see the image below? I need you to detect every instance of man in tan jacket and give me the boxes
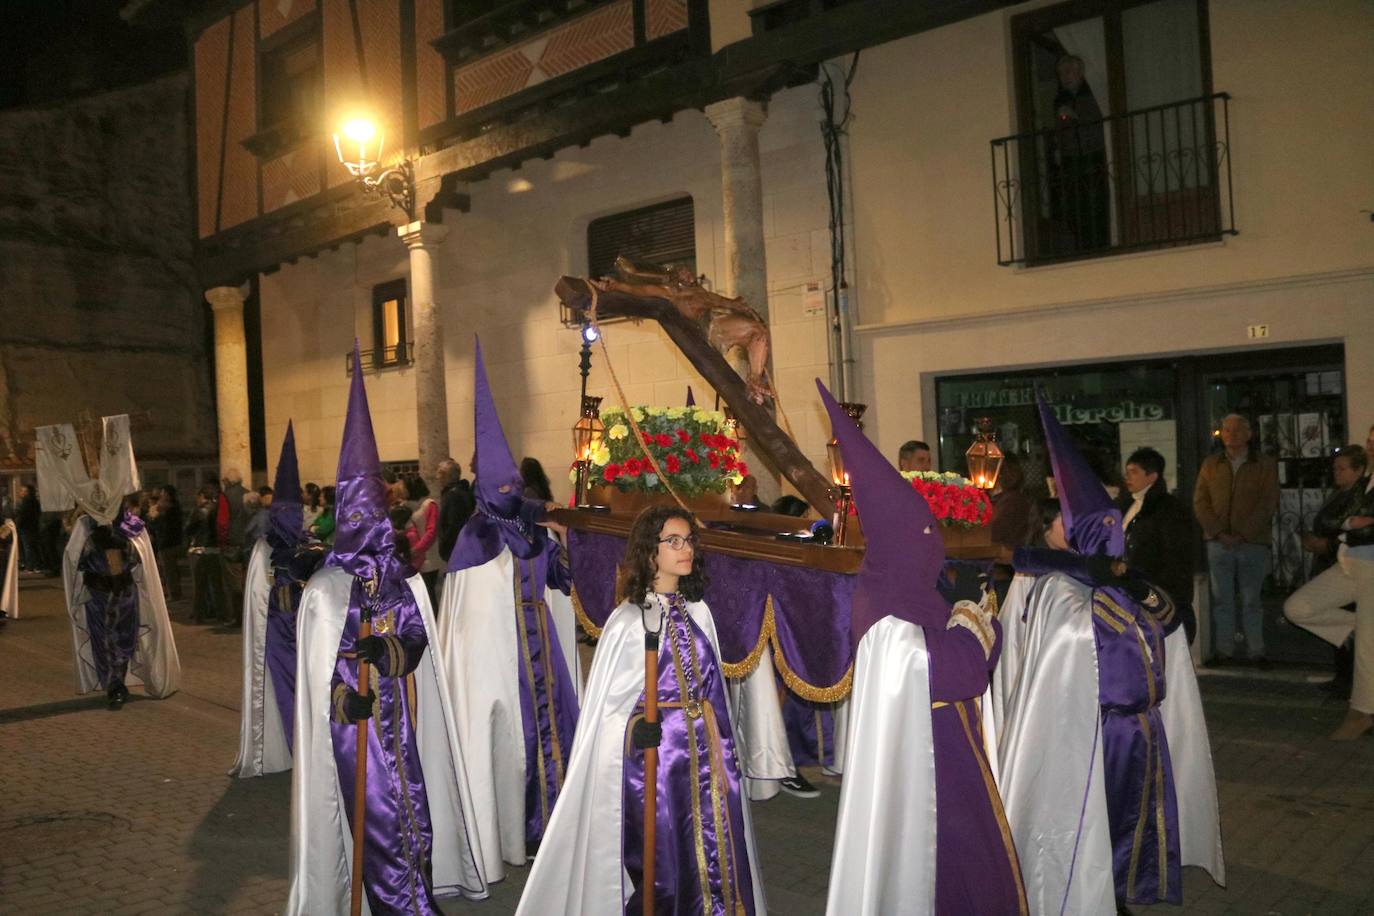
[1194,414,1280,666]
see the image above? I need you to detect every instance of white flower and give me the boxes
[630,407,646,423]
[608,424,629,441]
[665,406,687,418]
[591,443,611,466]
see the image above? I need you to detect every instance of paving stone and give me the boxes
[6,575,1374,915]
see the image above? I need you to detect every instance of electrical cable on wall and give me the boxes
[820,52,859,400]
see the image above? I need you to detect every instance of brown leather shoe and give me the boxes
[1329,709,1374,741]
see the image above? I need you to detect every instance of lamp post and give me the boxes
[332,116,415,219]
[965,417,1005,490]
[572,396,605,508]
[826,401,866,545]
[578,320,597,405]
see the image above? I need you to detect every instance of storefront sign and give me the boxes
[1052,400,1165,425]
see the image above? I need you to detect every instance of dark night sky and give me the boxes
[0,0,188,109]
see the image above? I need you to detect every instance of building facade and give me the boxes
[179,0,1373,655]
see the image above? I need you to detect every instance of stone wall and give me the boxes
[0,72,217,473]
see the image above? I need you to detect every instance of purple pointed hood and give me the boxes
[267,421,305,547]
[448,336,549,571]
[817,380,949,647]
[328,343,404,583]
[1036,391,1124,557]
[686,386,696,407]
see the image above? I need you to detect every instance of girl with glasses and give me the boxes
[517,504,767,915]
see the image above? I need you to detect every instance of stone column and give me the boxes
[706,97,778,502]
[206,285,252,481]
[398,221,451,490]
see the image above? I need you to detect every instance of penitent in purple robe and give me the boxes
[328,578,440,915]
[515,541,580,844]
[79,523,142,690]
[622,592,757,916]
[1094,583,1181,905]
[925,619,1027,912]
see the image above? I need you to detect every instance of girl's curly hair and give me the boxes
[616,505,707,606]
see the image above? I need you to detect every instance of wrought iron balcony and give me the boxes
[990,93,1235,266]
[344,343,414,375]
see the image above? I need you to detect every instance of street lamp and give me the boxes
[826,401,866,545]
[572,395,605,508]
[965,416,1004,490]
[332,116,415,219]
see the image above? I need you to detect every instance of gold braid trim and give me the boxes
[570,585,603,638]
[718,596,775,680]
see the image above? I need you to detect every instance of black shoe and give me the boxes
[107,683,129,710]
[1321,677,1353,699]
[779,774,820,798]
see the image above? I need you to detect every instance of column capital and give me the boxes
[704,97,768,134]
[205,285,247,312]
[397,220,449,249]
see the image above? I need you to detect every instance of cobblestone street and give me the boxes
[4,572,1373,915]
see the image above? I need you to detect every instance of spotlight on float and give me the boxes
[581,323,599,344]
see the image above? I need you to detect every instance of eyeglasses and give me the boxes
[657,534,699,551]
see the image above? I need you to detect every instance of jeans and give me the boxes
[1207,540,1270,657]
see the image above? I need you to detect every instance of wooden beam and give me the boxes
[555,276,837,519]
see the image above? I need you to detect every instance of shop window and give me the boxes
[996,0,1230,264]
[372,279,410,369]
[259,24,321,130]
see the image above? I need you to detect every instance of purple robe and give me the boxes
[927,620,1028,913]
[515,541,580,845]
[329,580,440,915]
[79,527,141,690]
[265,541,325,753]
[622,594,757,915]
[1093,585,1182,905]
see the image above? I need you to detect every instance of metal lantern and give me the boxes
[965,416,1004,490]
[826,402,866,545]
[572,395,605,507]
[332,115,415,217]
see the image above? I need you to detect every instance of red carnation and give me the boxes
[737,461,749,477]
[676,428,690,443]
[603,464,620,482]
[708,452,721,470]
[624,458,642,477]
[642,431,655,446]
[655,433,673,448]
[665,454,681,474]
[685,448,700,464]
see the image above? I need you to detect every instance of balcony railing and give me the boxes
[344,343,414,375]
[991,93,1235,266]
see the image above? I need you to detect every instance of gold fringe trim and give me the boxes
[570,585,603,638]
[573,588,854,701]
[718,596,775,681]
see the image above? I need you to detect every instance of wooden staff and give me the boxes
[642,630,659,916]
[350,603,374,916]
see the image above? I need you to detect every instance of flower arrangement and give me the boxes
[580,405,747,497]
[901,471,993,529]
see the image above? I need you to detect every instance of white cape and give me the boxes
[229,539,291,777]
[825,616,937,916]
[436,546,583,878]
[1160,626,1226,885]
[1,519,17,619]
[286,567,488,915]
[985,573,1114,916]
[728,644,798,801]
[63,517,180,698]
[516,599,767,916]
